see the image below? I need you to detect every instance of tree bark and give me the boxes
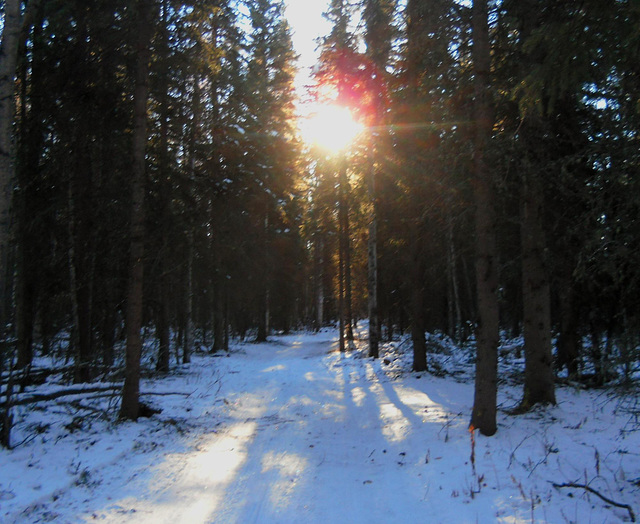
[68,124,96,383]
[0,0,22,336]
[338,162,347,351]
[367,149,379,357]
[156,0,171,374]
[411,228,427,372]
[212,273,226,352]
[15,26,44,370]
[519,173,556,409]
[120,0,153,420]
[183,231,194,364]
[470,0,500,437]
[557,280,580,377]
[344,179,354,342]
[315,235,324,331]
[256,212,270,343]
[0,0,41,340]
[446,207,463,343]
[183,76,200,362]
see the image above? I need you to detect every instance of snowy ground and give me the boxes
[1,328,639,523]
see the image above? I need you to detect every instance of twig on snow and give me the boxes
[552,482,635,522]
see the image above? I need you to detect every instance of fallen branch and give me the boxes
[1,365,76,388]
[2,385,121,407]
[141,391,192,397]
[552,482,635,522]
[2,387,193,409]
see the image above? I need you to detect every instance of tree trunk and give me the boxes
[100,286,116,368]
[446,207,463,343]
[256,212,270,343]
[519,173,556,410]
[344,201,354,342]
[120,0,153,420]
[156,291,170,373]
[0,0,41,342]
[411,230,427,372]
[0,0,22,337]
[223,282,230,352]
[339,160,354,342]
[338,164,347,352]
[183,230,194,364]
[15,32,43,370]
[15,230,35,369]
[470,0,500,437]
[156,0,171,375]
[315,235,324,331]
[68,125,96,383]
[183,75,200,361]
[367,149,379,357]
[212,275,225,352]
[557,281,580,378]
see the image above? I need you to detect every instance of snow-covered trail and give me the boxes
[7,331,474,523]
[6,330,639,523]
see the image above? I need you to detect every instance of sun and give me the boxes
[299,104,363,153]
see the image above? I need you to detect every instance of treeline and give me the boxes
[0,0,305,422]
[0,0,639,439]
[307,0,640,433]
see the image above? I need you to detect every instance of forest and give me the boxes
[0,0,639,450]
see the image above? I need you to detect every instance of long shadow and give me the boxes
[373,370,426,428]
[211,349,443,523]
[193,343,591,524]
[40,335,510,524]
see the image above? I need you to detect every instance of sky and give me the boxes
[282,0,332,88]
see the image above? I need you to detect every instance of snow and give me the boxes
[2,328,639,523]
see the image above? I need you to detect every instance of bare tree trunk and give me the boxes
[367,149,379,357]
[446,207,463,343]
[15,44,40,370]
[344,195,354,342]
[315,235,324,331]
[0,0,22,337]
[339,160,354,342]
[338,164,347,352]
[15,248,34,370]
[411,229,427,372]
[156,291,170,373]
[223,281,230,352]
[183,231,194,364]
[121,0,153,420]
[68,123,97,383]
[0,0,41,342]
[100,286,116,368]
[256,212,270,343]
[183,76,200,361]
[212,267,225,352]
[557,280,580,377]
[470,0,500,437]
[155,0,171,374]
[519,174,556,409]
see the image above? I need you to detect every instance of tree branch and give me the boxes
[552,482,635,522]
[2,385,121,407]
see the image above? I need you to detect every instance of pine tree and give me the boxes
[361,0,397,358]
[469,0,499,436]
[244,0,301,341]
[121,0,155,421]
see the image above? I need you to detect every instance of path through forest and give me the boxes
[5,330,638,523]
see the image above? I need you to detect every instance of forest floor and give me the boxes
[2,327,640,523]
